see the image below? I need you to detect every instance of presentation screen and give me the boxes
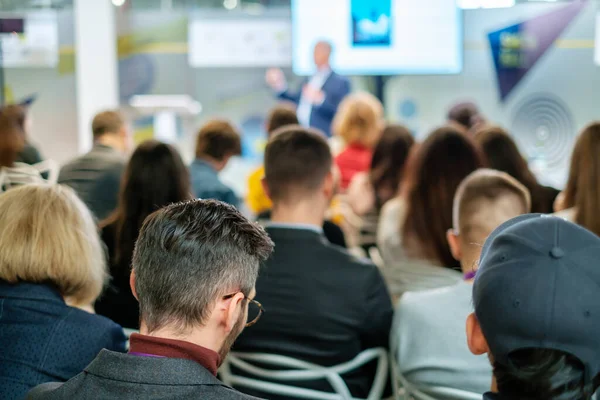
[292,0,463,76]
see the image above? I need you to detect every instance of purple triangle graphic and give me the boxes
[488,1,588,101]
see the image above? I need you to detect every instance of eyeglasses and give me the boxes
[223,292,264,327]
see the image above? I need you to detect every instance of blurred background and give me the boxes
[1,0,598,195]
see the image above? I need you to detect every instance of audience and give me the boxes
[0,184,126,400]
[234,126,393,398]
[393,169,530,395]
[27,199,274,399]
[59,110,129,221]
[95,140,192,329]
[11,101,44,165]
[475,125,559,214]
[190,119,241,207]
[333,92,383,190]
[468,214,600,399]
[555,122,600,236]
[378,126,484,298]
[246,102,299,215]
[347,124,415,254]
[447,101,484,132]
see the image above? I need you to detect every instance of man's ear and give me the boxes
[222,292,245,334]
[261,178,272,201]
[447,229,462,262]
[323,170,335,199]
[130,270,138,301]
[466,313,489,356]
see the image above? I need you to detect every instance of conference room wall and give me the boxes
[385,2,599,188]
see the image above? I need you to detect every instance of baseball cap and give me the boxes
[473,214,600,383]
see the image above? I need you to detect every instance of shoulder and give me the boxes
[397,283,468,318]
[202,385,265,400]
[25,382,64,399]
[63,308,126,349]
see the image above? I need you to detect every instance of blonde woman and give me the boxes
[332,92,384,190]
[0,184,126,400]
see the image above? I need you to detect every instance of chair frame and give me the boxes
[220,348,389,400]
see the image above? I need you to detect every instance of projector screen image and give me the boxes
[292,0,462,76]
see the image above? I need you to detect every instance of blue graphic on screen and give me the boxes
[351,0,392,46]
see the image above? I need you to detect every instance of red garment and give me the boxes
[129,333,220,376]
[335,144,372,190]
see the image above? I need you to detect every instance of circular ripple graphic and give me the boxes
[510,94,575,170]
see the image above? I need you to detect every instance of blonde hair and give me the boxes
[333,92,383,148]
[453,169,531,244]
[0,184,107,305]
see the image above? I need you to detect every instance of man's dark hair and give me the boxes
[132,199,274,333]
[494,349,600,400]
[195,119,242,160]
[92,110,125,139]
[266,103,299,137]
[264,126,332,203]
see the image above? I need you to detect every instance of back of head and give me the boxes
[92,110,125,139]
[403,126,484,267]
[195,119,242,161]
[563,122,600,236]
[132,199,274,332]
[472,215,600,399]
[0,184,106,305]
[0,105,26,167]
[370,124,415,209]
[107,140,191,271]
[333,92,383,148]
[266,103,299,137]
[447,101,482,131]
[264,125,333,204]
[453,169,531,267]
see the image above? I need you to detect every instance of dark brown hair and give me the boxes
[562,122,600,236]
[264,126,332,203]
[195,119,242,160]
[102,140,191,280]
[370,124,415,209]
[266,103,299,137]
[0,105,26,167]
[92,110,125,139]
[447,102,482,131]
[402,126,484,268]
[475,126,555,214]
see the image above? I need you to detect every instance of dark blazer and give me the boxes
[234,226,393,398]
[26,349,263,400]
[58,144,125,221]
[0,281,126,400]
[278,71,351,136]
[95,222,140,329]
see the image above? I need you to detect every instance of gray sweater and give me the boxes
[392,281,492,395]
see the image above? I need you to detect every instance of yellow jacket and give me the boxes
[246,165,272,215]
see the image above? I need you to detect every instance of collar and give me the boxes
[0,281,64,303]
[192,158,218,173]
[265,222,323,234]
[129,333,220,376]
[92,143,118,152]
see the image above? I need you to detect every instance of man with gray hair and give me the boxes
[27,199,274,400]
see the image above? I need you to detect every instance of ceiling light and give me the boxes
[223,0,238,10]
[112,0,126,6]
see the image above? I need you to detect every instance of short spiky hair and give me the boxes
[133,199,274,333]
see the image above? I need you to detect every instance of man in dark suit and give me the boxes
[27,200,274,400]
[234,126,393,398]
[266,41,351,136]
[58,110,129,221]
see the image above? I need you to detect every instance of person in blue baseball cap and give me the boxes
[467,214,600,400]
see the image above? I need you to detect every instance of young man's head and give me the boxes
[313,40,332,70]
[467,215,600,399]
[130,199,273,361]
[266,103,299,137]
[92,110,129,152]
[195,119,242,172]
[447,169,531,274]
[263,126,334,223]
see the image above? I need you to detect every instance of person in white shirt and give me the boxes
[265,41,351,137]
[392,169,531,395]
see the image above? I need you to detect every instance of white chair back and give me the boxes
[220,348,388,400]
